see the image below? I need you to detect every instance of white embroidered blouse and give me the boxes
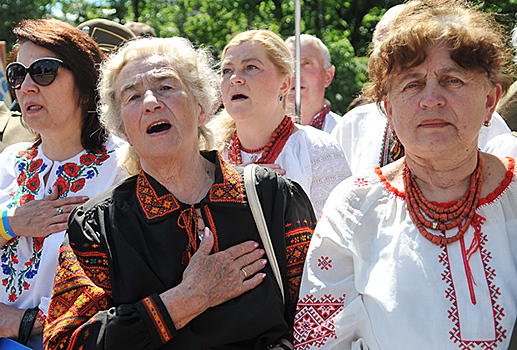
[0,137,126,349]
[294,159,517,350]
[225,125,351,217]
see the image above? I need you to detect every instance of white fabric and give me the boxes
[483,132,517,159]
[226,125,351,217]
[320,110,341,134]
[294,165,517,350]
[332,103,512,175]
[0,137,127,349]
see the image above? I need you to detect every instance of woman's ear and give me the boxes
[197,103,207,127]
[485,83,502,120]
[280,74,292,97]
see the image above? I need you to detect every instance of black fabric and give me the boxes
[509,317,517,350]
[59,151,315,350]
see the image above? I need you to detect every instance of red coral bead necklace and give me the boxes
[403,152,483,245]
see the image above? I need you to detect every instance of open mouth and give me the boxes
[231,93,248,101]
[147,121,172,134]
[27,105,42,111]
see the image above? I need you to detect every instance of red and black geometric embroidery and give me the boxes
[210,155,244,203]
[286,220,314,304]
[45,245,113,350]
[439,214,506,350]
[143,297,172,343]
[137,173,180,220]
[294,294,345,349]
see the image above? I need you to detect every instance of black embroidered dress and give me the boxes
[44,151,315,350]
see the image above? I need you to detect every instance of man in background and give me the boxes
[285,34,339,133]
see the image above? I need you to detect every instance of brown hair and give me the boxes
[8,19,107,152]
[364,0,512,102]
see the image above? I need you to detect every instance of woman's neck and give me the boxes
[404,150,479,202]
[234,111,286,150]
[40,132,84,162]
[142,152,215,204]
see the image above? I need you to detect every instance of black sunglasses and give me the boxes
[6,58,70,90]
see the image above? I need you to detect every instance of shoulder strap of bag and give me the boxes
[243,164,285,303]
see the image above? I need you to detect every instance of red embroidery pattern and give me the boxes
[379,121,404,167]
[439,215,506,349]
[209,155,244,203]
[354,178,368,187]
[45,245,113,350]
[137,173,180,220]
[2,145,114,302]
[201,207,219,253]
[137,155,244,218]
[309,105,330,131]
[318,256,332,271]
[286,221,314,303]
[143,297,172,343]
[294,294,345,349]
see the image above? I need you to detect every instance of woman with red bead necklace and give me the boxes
[211,29,351,216]
[294,1,517,349]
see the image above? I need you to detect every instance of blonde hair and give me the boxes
[210,30,294,149]
[98,36,220,175]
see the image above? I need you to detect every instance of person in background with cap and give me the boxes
[78,18,136,53]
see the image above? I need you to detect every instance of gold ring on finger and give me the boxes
[241,268,248,279]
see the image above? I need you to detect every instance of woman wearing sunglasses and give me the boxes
[0,19,126,349]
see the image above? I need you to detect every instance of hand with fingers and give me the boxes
[161,227,267,330]
[4,184,88,241]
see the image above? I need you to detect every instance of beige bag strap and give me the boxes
[243,164,285,303]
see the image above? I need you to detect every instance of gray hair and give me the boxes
[98,36,219,148]
[285,34,332,68]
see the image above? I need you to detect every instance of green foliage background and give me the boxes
[1,0,516,114]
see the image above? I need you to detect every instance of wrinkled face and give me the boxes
[220,41,290,122]
[117,55,204,163]
[14,41,82,139]
[287,41,334,119]
[384,44,500,160]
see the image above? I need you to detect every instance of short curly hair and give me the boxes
[98,36,219,146]
[363,0,512,102]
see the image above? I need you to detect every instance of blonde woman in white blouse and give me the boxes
[210,29,350,216]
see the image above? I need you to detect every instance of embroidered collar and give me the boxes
[309,105,330,130]
[380,121,404,167]
[137,151,245,220]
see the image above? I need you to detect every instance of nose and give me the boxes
[229,70,244,85]
[420,81,445,109]
[143,90,163,113]
[18,73,39,94]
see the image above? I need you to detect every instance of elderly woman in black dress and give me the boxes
[44,37,315,350]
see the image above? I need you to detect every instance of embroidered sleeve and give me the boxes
[293,189,374,350]
[44,206,177,350]
[283,181,317,332]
